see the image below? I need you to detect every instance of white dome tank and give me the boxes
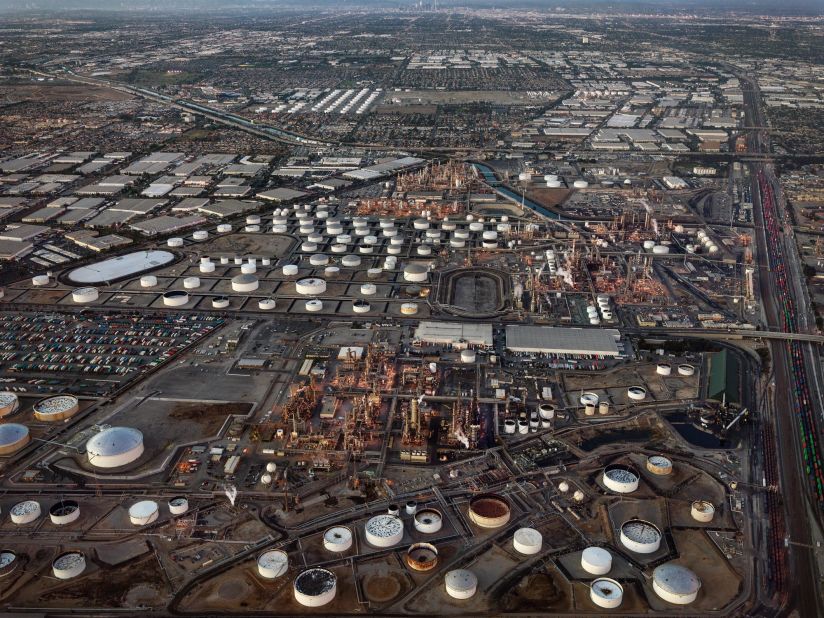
[232,274,259,292]
[573,180,589,189]
[323,526,353,552]
[128,500,159,526]
[403,263,428,283]
[652,245,670,255]
[581,547,612,575]
[360,283,377,295]
[167,237,183,248]
[217,224,232,233]
[445,569,477,600]
[200,261,215,273]
[193,230,208,241]
[183,276,200,289]
[652,563,701,605]
[513,528,543,555]
[460,349,476,363]
[257,549,288,579]
[341,255,361,268]
[240,262,256,274]
[365,514,403,547]
[10,500,41,525]
[140,275,158,288]
[258,298,276,310]
[309,254,329,266]
[282,264,299,276]
[294,568,336,607]
[85,426,144,468]
[590,578,623,609]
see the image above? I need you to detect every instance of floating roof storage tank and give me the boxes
[305,299,323,312]
[217,224,231,233]
[128,500,159,526]
[163,290,189,307]
[445,569,477,600]
[212,297,230,309]
[400,302,418,315]
[580,392,599,406]
[193,230,208,241]
[167,237,183,247]
[503,419,517,434]
[581,546,612,575]
[652,563,701,605]
[603,464,640,494]
[0,550,18,578]
[258,298,276,310]
[413,508,443,533]
[406,542,438,571]
[323,526,353,552]
[590,578,623,608]
[52,552,85,580]
[257,549,288,579]
[405,501,417,515]
[32,274,49,286]
[646,455,673,475]
[296,278,326,295]
[365,514,403,547]
[678,364,695,376]
[294,568,337,607]
[140,275,158,288]
[627,386,647,401]
[0,423,28,455]
[620,519,662,554]
[49,500,80,525]
[169,496,189,515]
[283,264,299,276]
[33,395,79,421]
[690,500,715,523]
[10,500,41,525]
[468,494,511,529]
[353,299,371,314]
[85,426,144,468]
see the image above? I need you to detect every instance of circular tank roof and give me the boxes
[67,250,175,284]
[0,423,28,446]
[294,568,336,596]
[653,564,701,595]
[34,395,78,415]
[129,500,158,519]
[232,273,258,284]
[86,426,143,457]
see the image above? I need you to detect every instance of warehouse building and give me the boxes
[505,325,621,358]
[413,321,493,349]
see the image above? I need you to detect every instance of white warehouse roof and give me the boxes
[505,325,620,357]
[414,321,493,348]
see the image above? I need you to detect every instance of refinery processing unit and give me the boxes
[0,2,823,616]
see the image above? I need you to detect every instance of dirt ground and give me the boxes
[0,82,134,102]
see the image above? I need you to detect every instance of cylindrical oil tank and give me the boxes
[341,255,361,268]
[503,419,517,434]
[627,386,647,401]
[193,230,208,241]
[603,464,640,494]
[85,426,144,468]
[162,290,189,307]
[400,302,418,315]
[244,225,260,232]
[538,403,555,420]
[49,500,80,525]
[72,287,99,304]
[0,550,18,578]
[352,299,371,314]
[294,568,337,607]
[413,508,443,534]
[33,395,79,421]
[183,276,200,289]
[590,578,623,609]
[140,275,158,288]
[0,423,29,454]
[580,392,599,406]
[232,274,259,292]
[52,552,86,580]
[405,501,417,515]
[305,299,323,312]
[513,528,543,555]
[518,419,529,433]
[301,242,318,253]
[445,569,477,600]
[167,237,183,247]
[257,549,288,579]
[678,364,695,376]
[240,262,256,274]
[581,547,612,575]
[598,401,610,415]
[468,494,510,528]
[417,245,432,256]
[360,283,377,296]
[272,224,288,233]
[656,363,672,376]
[323,526,353,552]
[460,349,476,364]
[128,500,159,526]
[295,277,326,295]
[169,497,189,515]
[620,519,662,554]
[652,563,701,605]
[690,500,715,523]
[646,455,673,476]
[212,297,230,309]
[387,245,402,255]
[217,224,232,233]
[584,403,596,416]
[364,514,403,547]
[258,298,276,310]
[10,500,41,525]
[200,261,215,273]
[330,243,347,254]
[652,245,670,255]
[282,264,299,276]
[406,542,438,571]
[413,219,430,230]
[573,179,589,189]
[403,263,428,282]
[309,254,329,266]
[32,274,49,286]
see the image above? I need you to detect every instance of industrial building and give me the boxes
[412,321,494,349]
[505,325,622,358]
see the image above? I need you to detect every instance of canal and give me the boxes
[472,163,562,220]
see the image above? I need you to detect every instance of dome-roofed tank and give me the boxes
[581,547,612,575]
[444,569,477,599]
[257,549,288,579]
[652,563,701,605]
[513,528,543,555]
[85,426,144,468]
[0,423,30,454]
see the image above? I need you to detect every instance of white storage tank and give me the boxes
[580,392,599,406]
[193,230,208,241]
[590,578,623,609]
[305,299,323,312]
[295,278,326,295]
[10,500,41,525]
[646,455,673,476]
[690,500,716,523]
[309,254,329,266]
[0,550,18,578]
[365,514,403,547]
[677,364,695,376]
[627,386,647,401]
[513,528,543,555]
[32,274,49,286]
[413,508,443,534]
[360,283,377,296]
[294,568,336,607]
[85,426,144,468]
[445,569,477,600]
[257,549,288,579]
[72,287,99,304]
[258,298,276,310]
[163,290,189,307]
[573,180,589,189]
[200,261,215,273]
[0,423,30,455]
[603,464,640,494]
[352,299,371,314]
[324,266,339,277]
[212,297,230,309]
[217,224,232,233]
[652,245,670,255]
[49,500,80,525]
[581,547,612,575]
[232,274,259,292]
[240,262,256,274]
[167,237,183,248]
[323,526,353,552]
[140,275,158,288]
[52,552,86,580]
[403,263,428,283]
[169,496,189,515]
[183,276,200,289]
[652,563,701,605]
[460,349,476,364]
[656,363,672,376]
[282,264,299,276]
[341,255,361,268]
[128,500,159,526]
[400,302,418,315]
[620,519,662,554]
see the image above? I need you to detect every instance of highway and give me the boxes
[743,73,824,616]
